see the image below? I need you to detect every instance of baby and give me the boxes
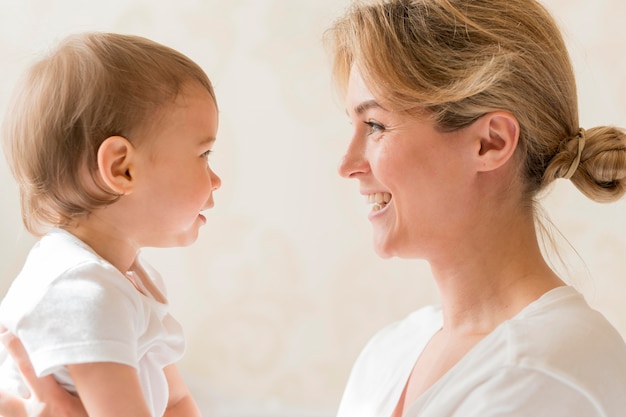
[0,32,221,417]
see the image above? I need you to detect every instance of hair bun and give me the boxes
[546,126,626,202]
[561,128,586,180]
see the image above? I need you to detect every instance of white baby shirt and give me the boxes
[0,228,185,417]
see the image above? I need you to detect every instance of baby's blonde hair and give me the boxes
[326,0,626,203]
[2,32,216,235]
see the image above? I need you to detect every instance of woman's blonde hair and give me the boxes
[2,32,216,236]
[326,0,626,203]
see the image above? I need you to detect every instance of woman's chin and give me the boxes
[372,236,396,259]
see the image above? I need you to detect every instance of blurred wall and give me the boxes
[0,1,624,416]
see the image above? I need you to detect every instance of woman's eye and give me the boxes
[364,120,385,135]
[201,150,212,159]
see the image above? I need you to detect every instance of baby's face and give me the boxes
[129,82,221,248]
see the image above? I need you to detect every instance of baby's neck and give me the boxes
[62,219,139,275]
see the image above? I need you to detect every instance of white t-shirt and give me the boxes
[337,286,626,417]
[0,228,185,417]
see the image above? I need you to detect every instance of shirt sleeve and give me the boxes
[451,367,604,417]
[16,261,143,377]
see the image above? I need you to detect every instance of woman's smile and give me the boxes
[367,192,392,212]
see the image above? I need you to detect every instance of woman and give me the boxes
[326,0,626,416]
[2,0,626,416]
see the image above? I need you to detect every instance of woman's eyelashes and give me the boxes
[363,120,386,136]
[201,150,213,159]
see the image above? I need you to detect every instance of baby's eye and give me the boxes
[201,150,212,159]
[364,120,386,135]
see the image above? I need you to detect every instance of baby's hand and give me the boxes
[0,328,87,417]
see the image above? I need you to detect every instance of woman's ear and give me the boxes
[97,136,135,195]
[472,111,520,172]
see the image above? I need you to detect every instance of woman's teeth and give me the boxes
[367,192,392,211]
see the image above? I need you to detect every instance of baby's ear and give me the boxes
[472,111,520,172]
[97,136,135,195]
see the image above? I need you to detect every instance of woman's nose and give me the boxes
[338,136,368,178]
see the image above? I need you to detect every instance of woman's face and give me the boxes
[339,67,477,260]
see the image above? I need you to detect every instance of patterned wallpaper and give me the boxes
[0,1,624,416]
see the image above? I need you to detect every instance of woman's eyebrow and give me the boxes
[346,99,389,116]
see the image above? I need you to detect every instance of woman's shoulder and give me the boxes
[496,286,626,409]
[408,287,626,416]
[507,285,626,358]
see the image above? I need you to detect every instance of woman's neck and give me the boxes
[429,209,565,336]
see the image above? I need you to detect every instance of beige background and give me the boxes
[0,0,624,416]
